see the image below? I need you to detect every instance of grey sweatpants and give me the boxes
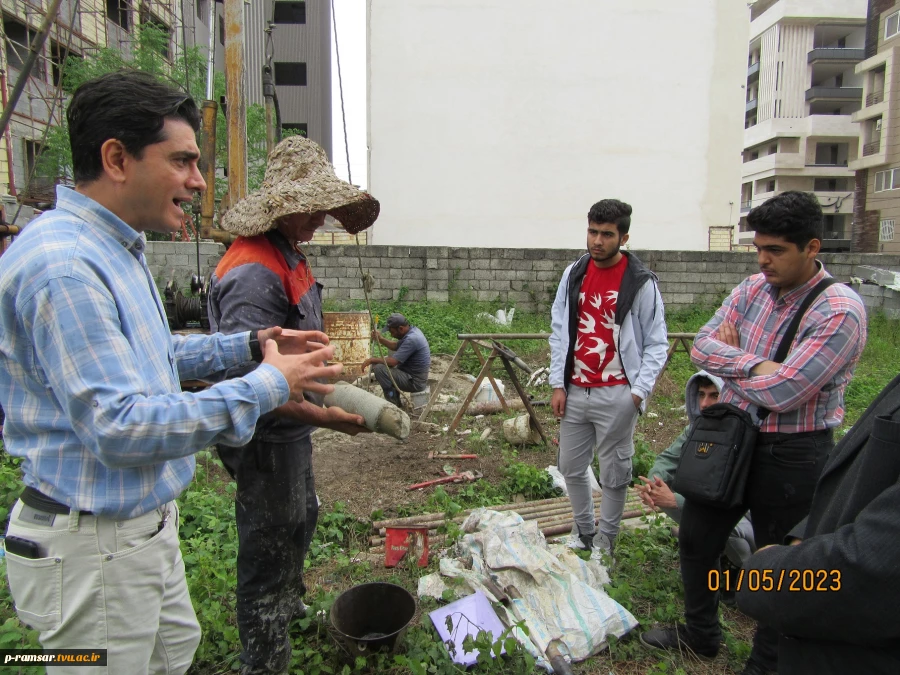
[558,383,639,541]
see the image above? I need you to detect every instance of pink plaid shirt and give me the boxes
[691,262,867,433]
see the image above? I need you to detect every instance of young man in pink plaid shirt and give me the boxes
[640,191,867,675]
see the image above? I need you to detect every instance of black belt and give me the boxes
[20,486,92,515]
[757,428,833,444]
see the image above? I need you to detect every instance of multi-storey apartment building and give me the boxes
[849,0,900,253]
[739,0,867,251]
[0,0,331,219]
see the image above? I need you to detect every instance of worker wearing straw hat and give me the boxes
[208,136,379,675]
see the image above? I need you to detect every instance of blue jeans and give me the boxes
[679,429,833,670]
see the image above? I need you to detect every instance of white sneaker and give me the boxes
[565,524,594,551]
[589,532,614,562]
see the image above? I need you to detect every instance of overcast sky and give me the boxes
[330,0,367,188]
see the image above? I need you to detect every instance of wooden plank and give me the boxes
[500,356,548,446]
[417,339,468,423]
[469,342,510,414]
[447,353,497,435]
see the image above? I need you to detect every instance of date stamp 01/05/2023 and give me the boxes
[708,568,842,593]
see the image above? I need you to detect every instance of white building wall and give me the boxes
[367,0,748,250]
[759,26,780,123]
[781,24,815,117]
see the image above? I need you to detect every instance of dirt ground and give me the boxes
[312,351,689,520]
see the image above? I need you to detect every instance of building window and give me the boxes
[750,151,759,161]
[886,10,900,40]
[3,16,35,70]
[106,0,130,31]
[274,62,307,86]
[196,0,208,23]
[881,219,895,241]
[140,13,171,59]
[767,180,776,192]
[282,123,308,136]
[874,168,900,192]
[219,14,225,46]
[814,178,839,192]
[769,143,778,155]
[23,139,55,191]
[49,41,80,86]
[273,1,306,24]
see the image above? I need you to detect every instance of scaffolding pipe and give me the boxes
[199,100,217,239]
[205,0,217,100]
[223,0,247,203]
[0,0,65,140]
[1,71,16,196]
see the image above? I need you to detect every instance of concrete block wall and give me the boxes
[852,282,900,320]
[145,241,226,287]
[146,242,900,313]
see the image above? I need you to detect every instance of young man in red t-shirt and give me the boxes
[549,199,668,560]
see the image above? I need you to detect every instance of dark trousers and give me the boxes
[373,363,426,403]
[679,429,833,670]
[217,436,318,675]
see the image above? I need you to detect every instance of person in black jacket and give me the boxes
[736,373,900,674]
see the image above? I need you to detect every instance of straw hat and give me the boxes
[220,135,379,236]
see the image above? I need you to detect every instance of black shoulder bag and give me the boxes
[671,277,839,508]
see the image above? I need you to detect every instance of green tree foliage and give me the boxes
[36,23,271,219]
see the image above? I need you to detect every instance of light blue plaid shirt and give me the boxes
[0,187,289,518]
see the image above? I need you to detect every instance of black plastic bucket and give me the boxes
[330,582,416,656]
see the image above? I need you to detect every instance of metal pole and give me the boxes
[206,0,217,100]
[223,0,247,203]
[262,66,276,155]
[0,0,65,140]
[199,100,217,239]
[0,70,17,196]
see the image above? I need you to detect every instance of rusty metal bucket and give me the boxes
[323,311,371,381]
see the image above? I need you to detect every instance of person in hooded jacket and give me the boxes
[637,371,756,569]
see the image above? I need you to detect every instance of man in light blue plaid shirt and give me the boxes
[0,71,342,675]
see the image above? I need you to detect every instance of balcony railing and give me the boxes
[866,90,885,106]
[746,98,758,113]
[807,48,865,63]
[805,161,850,167]
[740,200,753,213]
[805,86,863,102]
[863,140,882,156]
[747,61,760,80]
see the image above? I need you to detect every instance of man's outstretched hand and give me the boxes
[258,327,330,356]
[262,340,342,401]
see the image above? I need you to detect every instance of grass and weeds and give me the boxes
[0,299,898,674]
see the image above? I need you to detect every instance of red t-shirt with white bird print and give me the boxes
[570,255,628,387]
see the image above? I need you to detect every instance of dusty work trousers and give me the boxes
[373,363,427,404]
[4,499,199,675]
[558,384,639,540]
[679,429,833,672]
[217,436,318,675]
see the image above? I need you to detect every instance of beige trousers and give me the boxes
[4,499,201,675]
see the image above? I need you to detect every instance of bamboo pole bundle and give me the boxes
[368,507,649,553]
[370,498,647,544]
[371,495,572,530]
[371,490,643,531]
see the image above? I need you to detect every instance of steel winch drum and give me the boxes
[329,582,416,656]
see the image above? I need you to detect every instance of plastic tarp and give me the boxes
[418,508,638,667]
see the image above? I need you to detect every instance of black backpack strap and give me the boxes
[758,276,840,420]
[771,277,840,364]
